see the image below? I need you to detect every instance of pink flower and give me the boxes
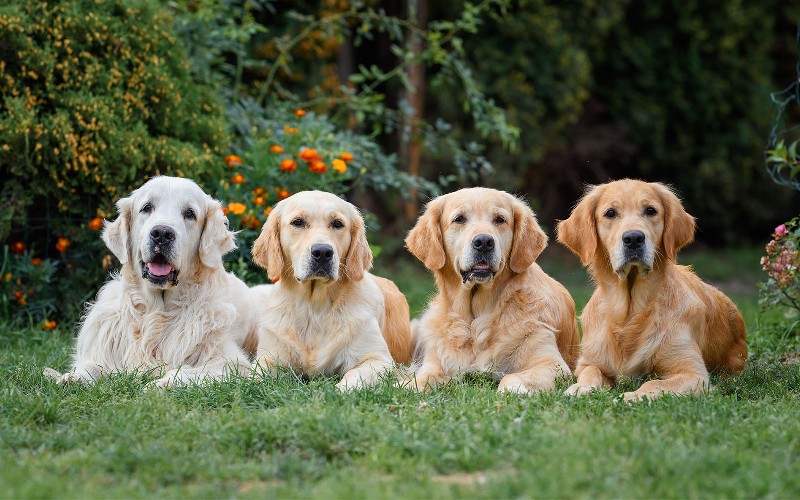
[775,224,788,238]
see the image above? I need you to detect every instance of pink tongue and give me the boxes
[474,262,490,270]
[147,262,174,277]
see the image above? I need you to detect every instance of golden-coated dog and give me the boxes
[45,176,259,388]
[405,187,579,393]
[251,191,411,391]
[557,179,747,402]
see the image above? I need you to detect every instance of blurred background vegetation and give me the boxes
[2,0,800,326]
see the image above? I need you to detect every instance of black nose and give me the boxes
[622,230,646,249]
[472,234,495,251]
[311,244,334,262]
[150,225,175,246]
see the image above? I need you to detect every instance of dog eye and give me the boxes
[603,208,617,218]
[183,208,196,221]
[331,219,344,229]
[493,215,506,225]
[290,218,305,228]
[140,203,153,214]
[453,214,466,224]
[644,206,658,216]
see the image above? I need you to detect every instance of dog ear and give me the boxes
[102,195,133,265]
[509,196,548,273]
[405,196,446,270]
[252,202,284,282]
[344,205,373,282]
[199,199,236,269]
[654,183,695,260]
[557,185,601,266]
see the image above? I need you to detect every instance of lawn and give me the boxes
[2,247,799,497]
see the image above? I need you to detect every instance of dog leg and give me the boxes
[565,364,613,396]
[337,355,393,391]
[623,343,710,402]
[411,358,451,391]
[499,357,570,394]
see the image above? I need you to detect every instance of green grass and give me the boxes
[2,247,800,497]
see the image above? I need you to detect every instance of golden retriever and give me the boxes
[557,179,747,401]
[250,190,411,391]
[45,176,259,388]
[405,187,579,393]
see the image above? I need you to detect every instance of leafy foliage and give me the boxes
[760,219,800,314]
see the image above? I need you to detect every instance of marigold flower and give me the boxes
[225,155,243,168]
[295,109,307,118]
[253,187,266,197]
[228,202,247,215]
[222,207,230,216]
[332,159,347,174]
[56,237,71,253]
[231,173,246,184]
[299,148,321,163]
[4,273,11,282]
[264,206,273,217]
[41,320,57,331]
[269,144,284,154]
[253,196,265,206]
[11,241,25,255]
[309,161,328,174]
[341,152,353,162]
[284,126,299,134]
[241,215,262,230]
[278,189,291,200]
[13,290,26,306]
[88,217,104,231]
[280,158,298,172]
[30,257,43,266]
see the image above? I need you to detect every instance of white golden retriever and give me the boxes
[250,191,411,391]
[45,176,258,388]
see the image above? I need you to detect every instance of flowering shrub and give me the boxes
[759,218,800,314]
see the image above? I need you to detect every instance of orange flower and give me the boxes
[252,187,266,197]
[332,159,347,174]
[11,241,25,255]
[269,144,284,154]
[341,152,353,162]
[277,189,291,200]
[284,126,299,134]
[279,158,298,172]
[299,148,321,163]
[4,273,11,282]
[222,206,230,216]
[295,109,307,118]
[41,320,57,331]
[88,217,104,231]
[13,290,26,306]
[253,196,265,206]
[56,237,70,253]
[30,257,43,266]
[228,202,247,215]
[241,215,262,230]
[264,206,273,217]
[309,160,328,174]
[225,155,242,168]
[231,173,246,184]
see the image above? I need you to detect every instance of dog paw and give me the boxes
[564,383,595,397]
[497,374,531,394]
[42,367,62,382]
[622,391,651,403]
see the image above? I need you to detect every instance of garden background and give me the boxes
[2,0,800,497]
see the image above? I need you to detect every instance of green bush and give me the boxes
[0,0,229,243]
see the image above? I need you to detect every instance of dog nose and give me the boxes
[472,234,495,251]
[150,225,175,245]
[311,244,334,262]
[622,230,646,249]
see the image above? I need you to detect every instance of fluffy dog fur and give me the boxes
[406,187,579,393]
[250,191,411,391]
[557,179,747,402]
[45,176,258,388]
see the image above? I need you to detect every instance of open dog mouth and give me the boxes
[141,253,179,286]
[460,261,495,284]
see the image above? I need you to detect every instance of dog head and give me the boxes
[251,191,372,284]
[406,188,547,288]
[557,179,695,278]
[102,176,235,289]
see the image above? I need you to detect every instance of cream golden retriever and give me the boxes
[557,179,747,402]
[405,187,579,393]
[250,190,411,391]
[45,176,258,388]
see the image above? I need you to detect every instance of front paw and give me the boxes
[622,391,657,403]
[497,374,531,394]
[565,383,596,397]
